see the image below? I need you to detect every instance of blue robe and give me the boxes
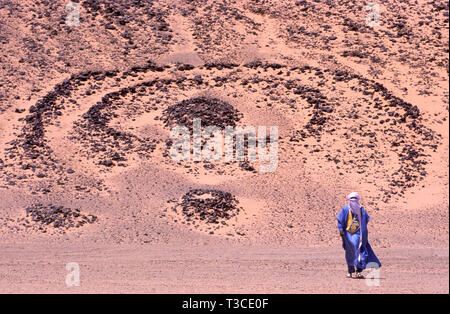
[336,205,381,269]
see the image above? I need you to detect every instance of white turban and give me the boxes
[347,192,362,219]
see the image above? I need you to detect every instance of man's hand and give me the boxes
[339,230,345,237]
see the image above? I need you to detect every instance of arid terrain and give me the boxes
[0,0,448,293]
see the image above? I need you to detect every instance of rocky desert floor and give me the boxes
[0,0,448,293]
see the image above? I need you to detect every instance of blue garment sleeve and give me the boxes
[364,208,370,223]
[336,207,346,232]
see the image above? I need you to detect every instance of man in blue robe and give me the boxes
[336,192,381,278]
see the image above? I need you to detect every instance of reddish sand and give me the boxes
[0,0,448,293]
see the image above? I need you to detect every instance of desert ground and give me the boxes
[0,0,448,293]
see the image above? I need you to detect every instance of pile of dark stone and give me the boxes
[25,204,97,232]
[81,0,173,45]
[204,62,239,70]
[243,61,284,70]
[172,189,242,225]
[161,97,242,131]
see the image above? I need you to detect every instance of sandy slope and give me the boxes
[0,0,448,293]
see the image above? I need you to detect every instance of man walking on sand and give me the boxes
[337,192,381,279]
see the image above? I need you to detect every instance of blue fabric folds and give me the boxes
[337,205,381,269]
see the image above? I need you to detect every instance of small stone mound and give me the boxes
[172,189,242,225]
[161,97,242,131]
[25,204,97,233]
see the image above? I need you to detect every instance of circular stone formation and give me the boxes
[171,189,242,226]
[161,97,242,131]
[25,204,97,233]
[0,61,441,204]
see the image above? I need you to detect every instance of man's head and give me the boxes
[347,192,360,201]
[347,192,362,216]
